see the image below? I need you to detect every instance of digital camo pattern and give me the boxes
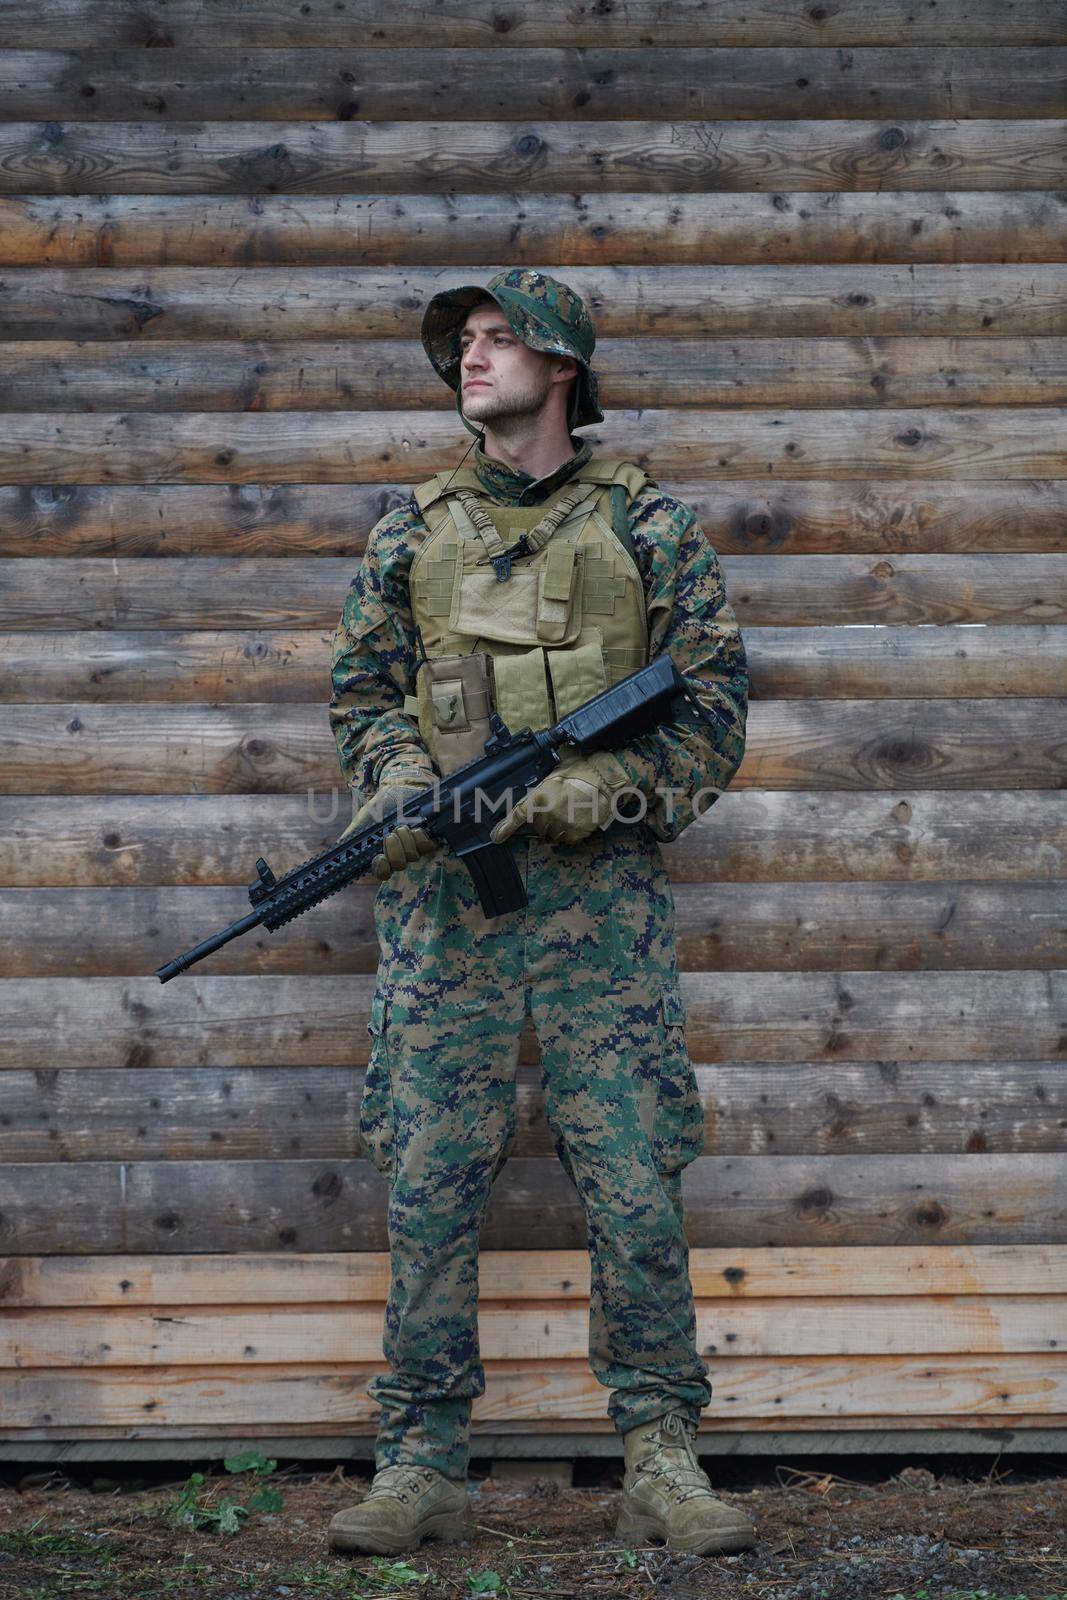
[329,443,748,1475]
[329,440,748,844]
[361,826,711,1478]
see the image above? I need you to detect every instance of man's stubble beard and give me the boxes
[462,368,557,435]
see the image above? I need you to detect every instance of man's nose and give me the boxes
[462,340,488,370]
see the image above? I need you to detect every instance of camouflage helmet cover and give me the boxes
[420,267,604,436]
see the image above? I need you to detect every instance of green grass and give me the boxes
[265,1556,433,1594]
[159,1448,284,1534]
[0,1519,122,1560]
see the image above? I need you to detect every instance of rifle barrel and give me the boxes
[155,908,264,984]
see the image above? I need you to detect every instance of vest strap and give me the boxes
[452,491,506,555]
[518,480,589,556]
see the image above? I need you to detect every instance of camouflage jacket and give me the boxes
[329,438,748,844]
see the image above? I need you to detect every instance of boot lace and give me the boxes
[637,1411,712,1504]
[367,1463,445,1504]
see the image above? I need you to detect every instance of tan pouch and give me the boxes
[416,652,494,777]
[537,542,579,643]
[448,544,584,647]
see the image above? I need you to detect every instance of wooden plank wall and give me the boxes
[0,1,1064,1449]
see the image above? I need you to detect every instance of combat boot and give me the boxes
[327,1462,475,1555]
[615,1411,757,1555]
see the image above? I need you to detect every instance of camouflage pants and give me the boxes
[358,819,711,1480]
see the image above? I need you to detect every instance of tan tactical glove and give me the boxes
[490,750,635,847]
[341,767,437,881]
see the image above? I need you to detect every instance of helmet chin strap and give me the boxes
[455,382,486,440]
[437,425,479,497]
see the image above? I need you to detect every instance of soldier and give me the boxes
[326,269,755,1558]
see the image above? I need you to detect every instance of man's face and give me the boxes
[458,303,575,426]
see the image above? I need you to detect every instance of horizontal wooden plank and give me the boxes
[2,560,1064,631]
[7,1414,1066,1441]
[1,120,1063,198]
[3,626,1064,702]
[6,1245,1062,1307]
[1,700,1063,793]
[5,48,1065,122]
[6,1295,1063,1367]
[8,336,1067,411]
[11,1418,1067,1445]
[1,972,1063,1070]
[5,1356,1064,1431]
[2,881,1063,977]
[0,1153,1063,1252]
[1,790,1060,888]
[0,410,1062,483]
[2,192,1063,270]
[0,628,333,701]
[5,1423,1067,1449]
[1,0,1061,48]
[1,479,1063,557]
[2,265,1064,340]
[0,560,353,629]
[1,1059,1062,1162]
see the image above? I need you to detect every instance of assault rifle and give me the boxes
[155,652,708,983]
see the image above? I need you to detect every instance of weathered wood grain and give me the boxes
[0,972,1062,1070]
[6,1295,1064,1366]
[4,1356,1063,1432]
[0,0,1061,49]
[3,627,1063,703]
[4,48,1065,122]
[6,336,1067,411]
[5,1245,1061,1306]
[1,881,1063,977]
[2,265,1064,339]
[2,193,1063,269]
[10,1420,1067,1446]
[1,791,1060,888]
[3,120,1063,198]
[1,1059,1063,1162]
[1,700,1063,793]
[0,1153,1064,1251]
[1,480,1062,557]
[1,559,1063,630]
[0,410,1063,483]
[1,0,1063,1455]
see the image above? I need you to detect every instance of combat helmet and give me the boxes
[420,267,604,437]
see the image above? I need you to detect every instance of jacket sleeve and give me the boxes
[328,505,435,809]
[586,489,748,843]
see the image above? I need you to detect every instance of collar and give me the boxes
[473,437,592,506]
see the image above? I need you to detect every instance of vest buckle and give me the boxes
[490,549,512,582]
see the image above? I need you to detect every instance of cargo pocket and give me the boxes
[654,984,705,1177]
[448,541,585,647]
[359,987,397,1181]
[416,652,494,776]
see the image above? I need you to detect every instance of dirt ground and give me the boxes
[0,1453,1064,1599]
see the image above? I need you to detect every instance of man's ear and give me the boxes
[552,353,578,388]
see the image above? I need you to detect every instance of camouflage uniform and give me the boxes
[329,289,748,1480]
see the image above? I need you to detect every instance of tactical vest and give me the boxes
[404,457,654,776]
